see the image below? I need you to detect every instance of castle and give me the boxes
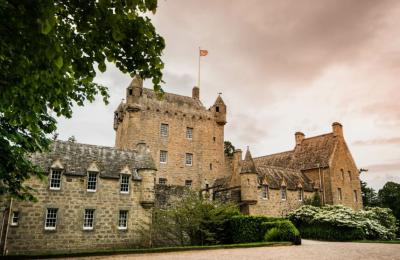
[0,77,362,255]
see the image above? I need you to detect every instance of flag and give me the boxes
[199,49,208,56]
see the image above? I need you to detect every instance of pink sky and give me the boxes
[57,0,400,190]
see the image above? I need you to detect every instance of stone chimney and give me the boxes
[332,122,343,137]
[295,132,305,146]
[192,86,200,99]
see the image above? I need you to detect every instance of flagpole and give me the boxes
[197,46,201,87]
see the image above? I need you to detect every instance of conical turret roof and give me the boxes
[241,147,257,174]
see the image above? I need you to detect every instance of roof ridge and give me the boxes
[54,140,137,154]
[254,150,294,160]
[303,132,334,141]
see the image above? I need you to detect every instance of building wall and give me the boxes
[329,139,363,210]
[115,92,226,189]
[6,170,154,255]
[249,188,314,217]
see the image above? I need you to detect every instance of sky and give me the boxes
[57,0,400,190]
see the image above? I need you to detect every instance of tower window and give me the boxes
[159,178,167,185]
[49,169,62,190]
[129,89,133,95]
[338,188,342,201]
[87,172,98,192]
[186,127,193,139]
[160,123,169,137]
[216,106,220,112]
[186,153,193,166]
[160,150,168,164]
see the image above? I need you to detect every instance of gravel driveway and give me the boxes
[57,240,400,260]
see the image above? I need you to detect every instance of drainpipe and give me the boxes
[317,164,326,205]
[2,198,12,256]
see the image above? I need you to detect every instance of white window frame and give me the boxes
[338,188,342,201]
[49,169,62,190]
[160,123,169,137]
[44,208,58,230]
[118,210,128,230]
[185,153,193,166]
[160,150,168,164]
[262,185,269,200]
[281,186,287,201]
[83,209,95,230]
[11,211,19,226]
[120,174,130,194]
[87,172,98,192]
[186,127,193,139]
[185,180,192,188]
[298,188,304,201]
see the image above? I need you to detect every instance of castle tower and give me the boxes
[240,147,258,205]
[211,94,227,125]
[126,75,143,104]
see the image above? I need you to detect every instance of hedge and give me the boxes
[263,220,301,245]
[298,224,365,241]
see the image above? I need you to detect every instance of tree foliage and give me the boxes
[0,0,165,199]
[224,141,235,157]
[360,180,380,207]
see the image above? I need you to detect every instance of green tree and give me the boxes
[0,0,165,200]
[360,180,380,207]
[152,192,240,246]
[224,141,235,157]
[378,181,400,236]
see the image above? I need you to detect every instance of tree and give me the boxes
[360,180,380,207]
[224,141,235,157]
[0,0,165,200]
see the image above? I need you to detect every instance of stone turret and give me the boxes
[113,101,125,130]
[295,131,305,146]
[240,147,258,205]
[192,86,200,99]
[136,142,157,209]
[212,94,227,125]
[126,75,143,104]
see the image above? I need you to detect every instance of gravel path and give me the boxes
[56,240,400,260]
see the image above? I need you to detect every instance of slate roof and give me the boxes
[256,166,314,191]
[254,133,337,171]
[29,141,156,179]
[241,149,257,174]
[142,88,206,110]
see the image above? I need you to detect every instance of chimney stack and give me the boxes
[192,86,200,99]
[295,132,305,146]
[332,122,343,137]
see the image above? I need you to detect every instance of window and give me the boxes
[213,137,216,142]
[348,171,352,180]
[281,186,287,200]
[340,169,345,180]
[160,150,168,164]
[216,106,220,112]
[119,210,128,230]
[83,209,95,230]
[49,169,62,190]
[210,163,213,170]
[120,175,130,193]
[129,89,133,95]
[354,190,358,202]
[45,208,58,230]
[298,188,304,201]
[185,180,192,188]
[11,211,19,226]
[186,127,193,139]
[262,185,269,199]
[160,123,169,137]
[87,172,97,191]
[159,178,167,185]
[338,188,342,201]
[186,153,193,166]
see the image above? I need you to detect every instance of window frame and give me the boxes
[87,171,98,192]
[338,187,343,201]
[185,180,192,188]
[49,169,62,190]
[186,127,193,139]
[160,123,169,137]
[262,185,269,200]
[159,178,167,185]
[160,150,168,164]
[44,208,58,230]
[298,188,304,201]
[185,153,193,166]
[120,174,130,194]
[281,186,287,201]
[11,211,19,226]
[118,210,128,230]
[83,209,95,230]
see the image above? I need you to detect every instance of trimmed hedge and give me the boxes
[298,224,365,241]
[263,220,301,245]
[229,215,283,243]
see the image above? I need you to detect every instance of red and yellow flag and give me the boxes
[199,49,208,56]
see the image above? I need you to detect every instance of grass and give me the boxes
[9,241,292,259]
[352,239,400,244]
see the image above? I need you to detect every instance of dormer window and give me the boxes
[120,175,130,193]
[87,172,98,192]
[49,169,62,190]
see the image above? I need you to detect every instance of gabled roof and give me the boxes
[30,141,156,179]
[254,133,338,171]
[256,165,314,191]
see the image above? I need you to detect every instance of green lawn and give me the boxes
[10,241,292,259]
[353,240,400,244]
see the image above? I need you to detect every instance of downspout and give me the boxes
[317,164,325,205]
[2,198,12,256]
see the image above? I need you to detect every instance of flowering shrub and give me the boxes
[288,205,397,240]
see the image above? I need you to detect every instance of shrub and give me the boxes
[288,205,397,241]
[229,215,283,243]
[263,220,301,245]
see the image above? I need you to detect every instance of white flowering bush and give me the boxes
[288,205,397,240]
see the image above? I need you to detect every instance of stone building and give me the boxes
[1,141,157,255]
[0,77,363,254]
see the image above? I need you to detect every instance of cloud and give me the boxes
[353,137,400,146]
[364,162,400,172]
